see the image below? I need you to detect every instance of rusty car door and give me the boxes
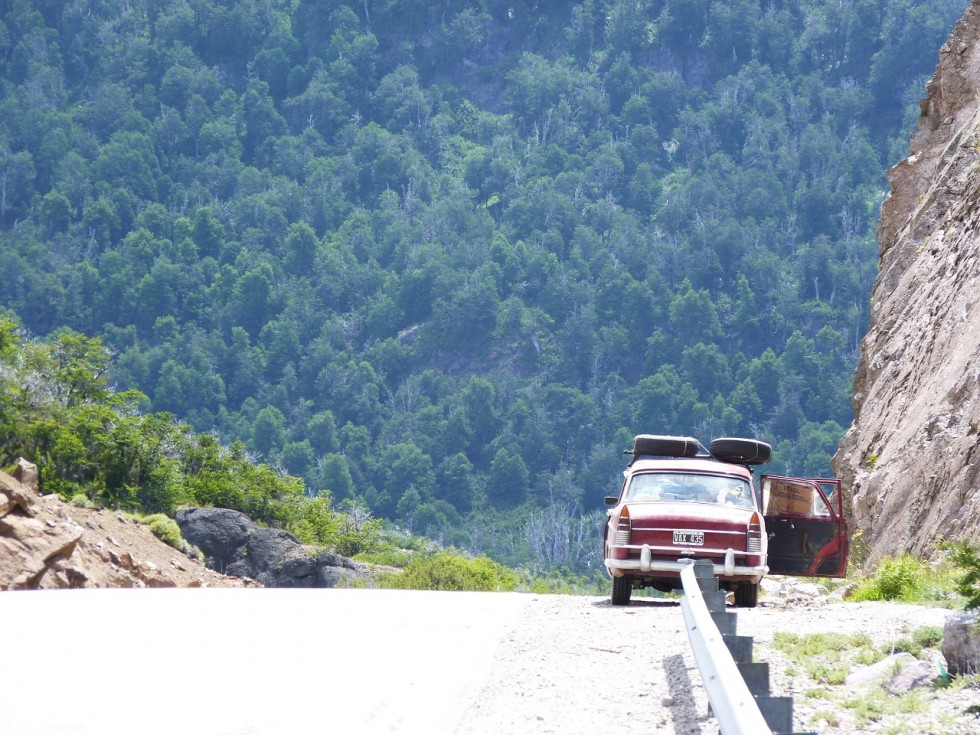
[761,476,849,577]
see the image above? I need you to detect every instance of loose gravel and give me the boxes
[455,592,979,734]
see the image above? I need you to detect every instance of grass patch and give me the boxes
[809,711,840,728]
[773,632,883,685]
[804,688,833,699]
[773,631,876,661]
[849,553,959,606]
[887,625,944,658]
[805,660,850,685]
[843,689,927,724]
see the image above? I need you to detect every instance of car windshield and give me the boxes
[626,472,754,509]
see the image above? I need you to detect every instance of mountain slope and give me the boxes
[0,0,968,570]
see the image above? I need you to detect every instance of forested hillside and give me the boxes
[0,0,967,572]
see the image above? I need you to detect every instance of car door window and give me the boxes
[763,478,832,518]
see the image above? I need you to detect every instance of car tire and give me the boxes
[709,437,772,465]
[611,575,632,606]
[734,580,759,608]
[632,434,699,459]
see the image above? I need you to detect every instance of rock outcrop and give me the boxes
[0,458,253,589]
[0,458,84,588]
[176,507,373,587]
[943,610,980,675]
[834,0,980,561]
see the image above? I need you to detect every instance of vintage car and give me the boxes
[603,434,849,606]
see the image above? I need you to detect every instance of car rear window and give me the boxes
[626,472,754,508]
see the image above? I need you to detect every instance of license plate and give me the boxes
[673,530,704,546]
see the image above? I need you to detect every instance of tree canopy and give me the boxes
[0,0,968,572]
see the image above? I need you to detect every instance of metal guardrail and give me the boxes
[680,561,774,735]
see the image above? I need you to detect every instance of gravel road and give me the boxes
[1,587,975,734]
[458,593,977,735]
[457,595,709,734]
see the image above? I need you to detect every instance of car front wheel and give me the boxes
[611,575,632,606]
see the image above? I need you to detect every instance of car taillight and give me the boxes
[747,511,763,553]
[614,506,631,545]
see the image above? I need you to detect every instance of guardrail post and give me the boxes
[680,560,814,735]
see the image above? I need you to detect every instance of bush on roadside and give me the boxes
[849,553,956,604]
[888,625,944,658]
[945,542,980,610]
[376,549,518,591]
[140,513,183,550]
[68,493,96,509]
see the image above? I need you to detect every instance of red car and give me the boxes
[603,434,849,606]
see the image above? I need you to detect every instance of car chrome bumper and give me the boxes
[605,544,768,582]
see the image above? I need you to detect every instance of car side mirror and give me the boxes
[604,495,619,506]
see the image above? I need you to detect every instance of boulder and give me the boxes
[942,610,980,676]
[176,507,367,588]
[175,507,253,572]
[845,652,918,687]
[888,660,938,694]
[0,461,37,519]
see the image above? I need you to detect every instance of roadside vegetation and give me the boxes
[771,545,980,731]
[843,542,980,609]
[774,627,942,730]
[849,553,961,606]
[0,315,603,592]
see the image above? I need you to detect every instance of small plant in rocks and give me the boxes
[843,688,927,725]
[773,631,883,685]
[888,625,944,658]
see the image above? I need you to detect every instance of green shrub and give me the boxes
[376,549,518,591]
[140,513,183,550]
[68,493,96,509]
[849,554,955,604]
[889,625,944,657]
[946,542,980,610]
[288,494,340,546]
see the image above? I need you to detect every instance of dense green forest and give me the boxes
[0,0,968,573]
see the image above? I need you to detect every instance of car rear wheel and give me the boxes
[611,575,632,606]
[710,438,772,465]
[734,580,759,608]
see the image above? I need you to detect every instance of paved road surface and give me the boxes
[0,588,536,735]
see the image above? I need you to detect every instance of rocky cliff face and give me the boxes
[834,0,980,562]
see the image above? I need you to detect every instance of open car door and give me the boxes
[761,476,849,577]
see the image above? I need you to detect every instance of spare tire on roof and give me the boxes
[632,434,700,459]
[709,437,772,465]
